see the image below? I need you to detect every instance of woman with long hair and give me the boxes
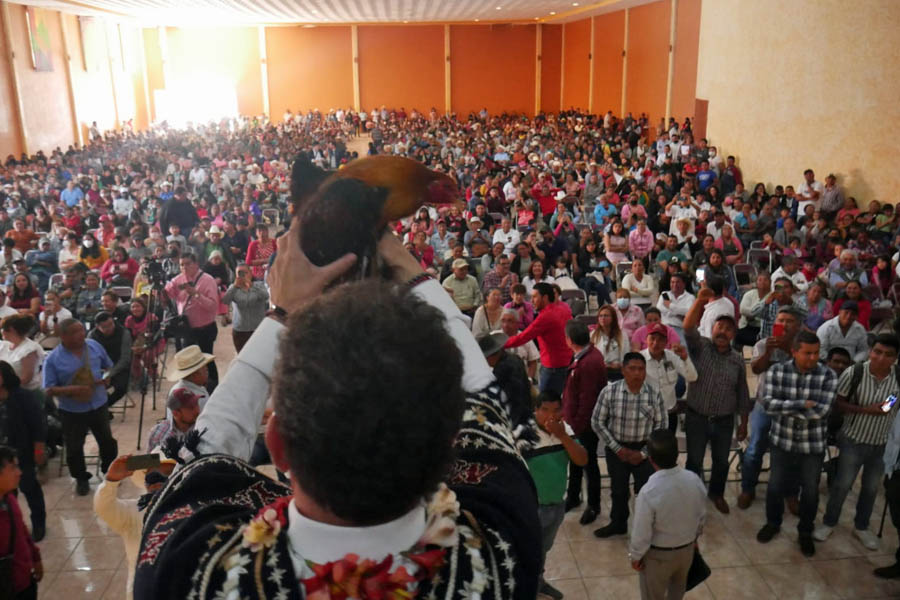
[8,273,40,316]
[872,254,895,299]
[245,223,276,280]
[0,362,47,544]
[78,232,108,270]
[100,246,139,287]
[603,220,629,273]
[471,288,505,339]
[590,304,630,381]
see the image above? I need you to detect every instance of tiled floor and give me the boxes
[18,323,900,598]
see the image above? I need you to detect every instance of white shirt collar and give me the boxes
[287,499,426,566]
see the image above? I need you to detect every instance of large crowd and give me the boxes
[0,106,898,600]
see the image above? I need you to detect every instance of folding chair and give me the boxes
[48,273,64,289]
[733,263,758,294]
[576,314,596,327]
[747,249,772,273]
[561,289,587,316]
[616,261,633,282]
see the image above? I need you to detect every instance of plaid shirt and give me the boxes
[481,268,519,304]
[591,379,667,457]
[685,327,752,416]
[751,297,807,340]
[762,360,837,454]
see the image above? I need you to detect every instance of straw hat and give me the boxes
[167,345,215,381]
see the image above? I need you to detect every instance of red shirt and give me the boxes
[563,345,608,435]
[0,493,40,593]
[504,300,573,368]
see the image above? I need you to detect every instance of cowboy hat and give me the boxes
[477,332,508,357]
[167,345,215,382]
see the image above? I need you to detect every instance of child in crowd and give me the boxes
[0,445,42,599]
[525,393,587,600]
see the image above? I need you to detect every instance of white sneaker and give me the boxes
[854,528,879,551]
[813,524,833,542]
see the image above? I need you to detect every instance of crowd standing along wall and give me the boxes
[0,0,703,157]
[696,0,900,202]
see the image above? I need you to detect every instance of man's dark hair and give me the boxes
[94,311,113,326]
[536,391,562,408]
[0,445,16,469]
[180,252,197,264]
[793,330,820,350]
[826,347,852,362]
[565,319,590,347]
[622,352,646,367]
[647,429,678,469]
[671,272,688,284]
[644,307,661,317]
[533,282,556,302]
[102,290,119,301]
[0,361,21,391]
[804,168,814,176]
[705,274,725,296]
[873,333,900,355]
[511,283,526,295]
[2,238,14,249]
[273,280,465,525]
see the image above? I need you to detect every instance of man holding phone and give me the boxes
[750,276,803,340]
[815,334,900,550]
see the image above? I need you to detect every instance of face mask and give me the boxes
[83,240,94,248]
[616,298,630,309]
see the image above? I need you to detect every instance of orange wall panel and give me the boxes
[625,0,670,121]
[165,26,263,117]
[265,26,353,119]
[671,0,701,122]
[540,24,562,114]
[7,5,75,153]
[358,25,443,114]
[0,7,22,157]
[592,12,624,116]
[562,18,590,110]
[450,25,535,118]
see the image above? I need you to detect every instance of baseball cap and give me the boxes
[647,323,668,338]
[840,300,859,313]
[452,258,469,270]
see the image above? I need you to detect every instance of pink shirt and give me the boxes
[164,270,220,328]
[616,304,645,341]
[630,323,681,351]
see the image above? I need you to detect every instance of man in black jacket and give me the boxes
[88,312,132,407]
[158,187,199,235]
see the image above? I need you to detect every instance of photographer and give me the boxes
[222,264,268,352]
[164,252,219,392]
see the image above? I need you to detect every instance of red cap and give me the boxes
[647,323,668,338]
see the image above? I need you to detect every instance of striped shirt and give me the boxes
[684,327,752,417]
[591,379,667,457]
[837,362,900,446]
[763,361,837,454]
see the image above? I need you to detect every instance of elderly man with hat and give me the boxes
[441,258,482,316]
[166,344,214,416]
[478,331,533,436]
[200,225,235,269]
[463,215,490,253]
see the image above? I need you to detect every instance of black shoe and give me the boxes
[76,479,90,496]
[873,563,900,579]
[756,523,780,543]
[31,523,45,542]
[579,507,599,525]
[593,523,627,538]
[539,580,564,600]
[564,496,582,513]
[799,536,815,557]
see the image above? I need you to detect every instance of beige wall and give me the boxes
[696,0,900,203]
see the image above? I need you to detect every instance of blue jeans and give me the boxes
[823,438,885,530]
[766,446,825,535]
[539,366,569,396]
[578,276,611,305]
[684,410,734,498]
[742,403,800,496]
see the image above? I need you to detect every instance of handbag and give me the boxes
[0,502,17,598]
[685,546,711,591]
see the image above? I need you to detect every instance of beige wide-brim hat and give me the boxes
[167,345,215,382]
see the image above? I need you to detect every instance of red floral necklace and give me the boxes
[242,489,458,600]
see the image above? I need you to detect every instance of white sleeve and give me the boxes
[93,480,143,540]
[628,489,653,560]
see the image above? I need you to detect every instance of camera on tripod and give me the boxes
[144,258,167,287]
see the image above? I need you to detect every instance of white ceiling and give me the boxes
[12,0,653,25]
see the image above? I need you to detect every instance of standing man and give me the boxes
[642,323,697,432]
[757,331,837,556]
[682,288,752,514]
[629,429,707,600]
[815,334,900,550]
[591,353,667,537]
[696,275,736,340]
[797,168,824,216]
[875,380,900,579]
[164,252,219,392]
[657,273,694,344]
[88,312,132,407]
[738,306,804,510]
[751,276,802,340]
[43,319,118,496]
[505,282,573,395]
[563,320,608,526]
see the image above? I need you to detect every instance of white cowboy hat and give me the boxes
[166,345,215,382]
